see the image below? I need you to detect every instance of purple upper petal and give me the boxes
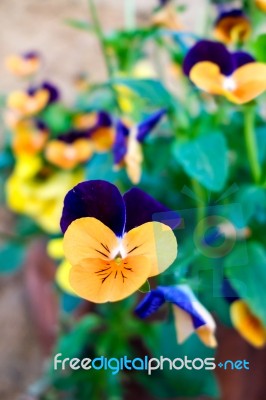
[57,130,89,144]
[23,51,40,60]
[42,81,60,103]
[28,81,60,103]
[232,51,255,69]
[136,286,206,329]
[222,280,240,304]
[215,8,246,25]
[123,188,180,232]
[60,180,126,236]
[137,109,166,142]
[135,289,166,318]
[113,120,129,165]
[183,40,234,77]
[97,111,112,127]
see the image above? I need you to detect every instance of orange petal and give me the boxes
[229,63,266,104]
[73,139,94,161]
[46,140,93,169]
[91,128,114,152]
[69,255,152,303]
[124,138,143,184]
[230,300,266,348]
[189,61,224,95]
[122,222,177,277]
[63,217,119,266]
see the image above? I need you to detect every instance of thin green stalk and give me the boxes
[124,0,136,30]
[191,178,206,238]
[244,105,261,184]
[88,0,113,78]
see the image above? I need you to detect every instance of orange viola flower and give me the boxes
[214,9,251,45]
[73,111,114,152]
[7,81,59,117]
[12,120,48,156]
[60,180,179,303]
[45,132,94,170]
[183,40,266,104]
[5,51,41,77]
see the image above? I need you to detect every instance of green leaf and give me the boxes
[42,103,72,135]
[112,78,174,108]
[64,19,92,31]
[225,242,266,325]
[173,132,228,192]
[0,242,26,274]
[54,315,101,360]
[85,153,118,183]
[140,320,219,398]
[252,34,266,63]
[236,185,266,225]
[139,280,150,293]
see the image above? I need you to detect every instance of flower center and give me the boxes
[223,76,237,92]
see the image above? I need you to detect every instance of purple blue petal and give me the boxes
[183,40,234,76]
[136,109,166,142]
[123,188,180,232]
[60,180,126,236]
[113,120,129,165]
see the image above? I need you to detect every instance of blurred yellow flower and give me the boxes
[255,0,266,12]
[230,300,266,348]
[6,156,84,233]
[5,52,41,78]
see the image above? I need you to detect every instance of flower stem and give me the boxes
[88,0,113,78]
[244,105,261,184]
[191,178,206,230]
[124,0,136,30]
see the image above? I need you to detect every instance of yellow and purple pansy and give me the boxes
[5,51,41,77]
[223,281,266,348]
[183,40,266,104]
[135,285,217,348]
[113,109,166,184]
[12,119,48,156]
[45,131,93,170]
[7,81,59,117]
[214,9,251,44]
[74,111,114,152]
[60,180,179,303]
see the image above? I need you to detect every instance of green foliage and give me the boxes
[225,242,266,325]
[173,132,228,192]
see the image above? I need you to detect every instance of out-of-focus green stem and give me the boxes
[124,0,136,30]
[244,105,261,184]
[88,0,113,78]
[191,178,206,229]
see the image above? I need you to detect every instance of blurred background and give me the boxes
[1,1,266,400]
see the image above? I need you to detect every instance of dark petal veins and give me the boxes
[232,51,255,69]
[183,40,234,76]
[60,180,126,236]
[135,289,166,318]
[113,120,129,165]
[137,109,166,142]
[123,188,181,232]
[158,286,206,329]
